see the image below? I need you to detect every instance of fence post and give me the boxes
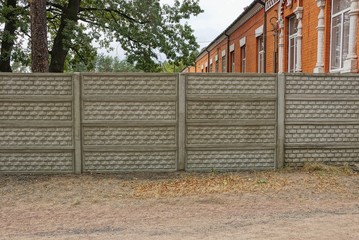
[178,73,186,171]
[277,73,286,169]
[73,73,82,174]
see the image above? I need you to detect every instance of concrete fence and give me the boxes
[0,73,358,173]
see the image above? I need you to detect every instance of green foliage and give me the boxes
[0,0,203,72]
[0,0,30,70]
[94,54,140,72]
[77,0,202,72]
[161,61,185,73]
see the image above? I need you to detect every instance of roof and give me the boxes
[195,0,264,59]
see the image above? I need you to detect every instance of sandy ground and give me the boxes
[0,168,358,240]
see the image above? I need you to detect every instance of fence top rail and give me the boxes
[80,72,178,77]
[1,72,358,77]
[0,73,74,77]
[184,73,278,77]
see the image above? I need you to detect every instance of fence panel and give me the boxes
[1,73,358,174]
[81,73,178,172]
[284,74,359,167]
[0,74,76,173]
[185,74,277,171]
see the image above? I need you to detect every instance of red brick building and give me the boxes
[189,0,359,74]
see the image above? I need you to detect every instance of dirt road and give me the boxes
[1,168,358,239]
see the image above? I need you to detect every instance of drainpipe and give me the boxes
[256,0,266,72]
[224,33,230,72]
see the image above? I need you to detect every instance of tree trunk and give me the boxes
[0,0,17,72]
[29,0,49,72]
[49,0,81,72]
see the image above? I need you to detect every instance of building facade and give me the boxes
[190,0,359,74]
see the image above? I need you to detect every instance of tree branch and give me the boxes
[46,1,65,11]
[78,16,112,30]
[70,46,87,64]
[79,7,149,24]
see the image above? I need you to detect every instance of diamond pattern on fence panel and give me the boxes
[83,101,176,121]
[81,74,178,172]
[284,74,359,167]
[185,74,277,171]
[0,74,75,173]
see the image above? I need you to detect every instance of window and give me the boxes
[222,55,226,72]
[215,59,219,72]
[209,63,213,73]
[230,51,235,72]
[241,46,246,72]
[330,0,350,71]
[288,15,298,73]
[257,35,264,73]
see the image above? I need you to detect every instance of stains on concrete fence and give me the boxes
[0,73,358,173]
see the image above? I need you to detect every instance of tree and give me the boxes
[94,54,140,72]
[47,0,202,72]
[161,61,185,73]
[1,0,19,71]
[29,0,49,72]
[0,0,30,72]
[0,0,202,72]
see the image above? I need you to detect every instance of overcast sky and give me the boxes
[105,0,254,58]
[190,0,254,49]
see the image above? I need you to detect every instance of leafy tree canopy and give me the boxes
[0,0,203,72]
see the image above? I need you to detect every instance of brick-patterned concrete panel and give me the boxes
[0,102,72,121]
[187,101,276,120]
[286,75,359,95]
[81,74,178,172]
[83,126,176,146]
[0,127,73,146]
[285,148,359,167]
[285,125,359,144]
[187,150,275,170]
[82,75,176,96]
[286,100,359,120]
[187,126,276,145]
[187,75,276,95]
[0,75,73,95]
[83,102,176,121]
[0,152,74,172]
[83,151,176,171]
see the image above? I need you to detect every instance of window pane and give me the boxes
[231,52,235,72]
[241,46,246,72]
[332,0,351,15]
[331,15,341,69]
[289,17,298,35]
[222,56,226,72]
[342,12,350,65]
[289,38,295,72]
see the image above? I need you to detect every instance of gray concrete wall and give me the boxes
[80,73,178,172]
[0,73,358,173]
[284,74,359,167]
[0,73,77,173]
[184,74,278,171]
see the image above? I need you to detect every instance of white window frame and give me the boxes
[330,0,350,72]
[288,15,298,73]
[257,35,265,73]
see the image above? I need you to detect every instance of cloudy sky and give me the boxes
[106,0,254,58]
[190,0,254,49]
